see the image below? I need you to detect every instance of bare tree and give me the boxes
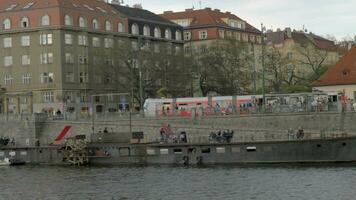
[294,45,329,82]
[102,39,190,106]
[264,48,292,92]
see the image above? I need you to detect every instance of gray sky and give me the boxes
[119,0,356,40]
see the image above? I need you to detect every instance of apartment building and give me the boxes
[0,0,183,115]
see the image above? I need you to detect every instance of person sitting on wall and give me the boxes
[103,127,109,133]
[296,127,304,139]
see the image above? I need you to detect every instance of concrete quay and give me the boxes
[0,111,356,147]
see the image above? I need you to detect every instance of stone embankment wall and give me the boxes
[1,112,356,145]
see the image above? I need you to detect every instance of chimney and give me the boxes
[205,7,211,10]
[214,9,220,12]
[285,27,292,38]
[185,8,194,11]
[226,11,231,14]
[163,11,173,14]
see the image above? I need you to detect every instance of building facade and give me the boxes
[313,46,356,101]
[0,0,183,115]
[160,8,263,95]
[266,28,339,80]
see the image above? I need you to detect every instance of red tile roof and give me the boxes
[313,46,356,86]
[267,31,337,52]
[160,8,260,33]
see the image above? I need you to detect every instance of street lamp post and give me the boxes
[137,36,144,117]
[261,23,266,110]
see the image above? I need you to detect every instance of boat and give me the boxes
[87,135,356,166]
[9,159,26,166]
[0,158,10,166]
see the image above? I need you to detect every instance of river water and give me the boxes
[1,164,356,200]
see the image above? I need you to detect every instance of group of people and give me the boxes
[0,136,15,146]
[209,130,234,143]
[287,127,305,140]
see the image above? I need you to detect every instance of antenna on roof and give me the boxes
[199,0,202,9]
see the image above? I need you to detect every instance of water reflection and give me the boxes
[0,165,356,200]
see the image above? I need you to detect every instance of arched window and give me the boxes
[175,30,182,41]
[20,17,29,28]
[143,25,150,36]
[79,17,86,28]
[3,18,11,30]
[118,23,125,32]
[105,20,112,31]
[92,19,100,30]
[64,15,72,26]
[154,27,161,38]
[41,15,50,26]
[165,28,172,39]
[131,23,139,35]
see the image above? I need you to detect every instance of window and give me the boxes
[92,19,100,30]
[219,30,225,39]
[4,56,13,67]
[43,92,54,103]
[104,38,113,48]
[21,55,30,65]
[175,31,182,41]
[143,25,150,36]
[3,37,12,48]
[65,34,73,45]
[105,20,112,31]
[3,19,11,30]
[226,31,232,38]
[23,2,35,9]
[21,35,30,46]
[20,17,29,28]
[78,35,88,46]
[78,55,88,64]
[249,35,255,42]
[4,75,13,85]
[154,27,161,38]
[40,53,53,64]
[131,23,139,35]
[64,15,72,26]
[242,34,248,42]
[92,37,100,47]
[22,74,31,84]
[118,23,125,32]
[41,15,50,26]
[40,34,53,45]
[41,73,54,83]
[65,73,75,83]
[165,29,172,39]
[79,72,89,83]
[184,32,191,41]
[79,17,86,28]
[65,53,74,64]
[199,31,208,40]
[235,32,241,41]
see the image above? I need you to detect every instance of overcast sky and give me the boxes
[119,0,356,40]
